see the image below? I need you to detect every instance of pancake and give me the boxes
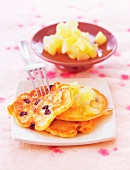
[45,119,94,138]
[7,81,112,138]
[78,119,95,134]
[56,89,113,121]
[7,82,74,131]
[45,119,79,138]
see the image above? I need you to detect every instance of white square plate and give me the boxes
[11,78,116,146]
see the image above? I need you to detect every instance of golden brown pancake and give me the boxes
[7,82,74,131]
[56,89,113,121]
[45,119,94,138]
[78,119,95,134]
[45,119,79,138]
[7,81,112,138]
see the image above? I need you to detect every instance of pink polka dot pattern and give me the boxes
[6,47,11,50]
[90,69,99,74]
[121,74,129,80]
[60,72,75,78]
[98,73,106,77]
[47,71,56,79]
[14,46,19,50]
[41,24,46,28]
[49,146,64,154]
[98,148,110,156]
[17,24,24,27]
[98,147,118,156]
[0,97,5,103]
[67,5,75,8]
[93,19,99,23]
[126,105,130,110]
[29,23,35,26]
[113,147,118,151]
[114,51,121,56]
[118,82,125,87]
[76,16,84,19]
[98,65,104,69]
[36,15,41,18]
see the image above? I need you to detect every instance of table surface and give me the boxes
[1,0,130,170]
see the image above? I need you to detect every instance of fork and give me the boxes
[18,39,50,96]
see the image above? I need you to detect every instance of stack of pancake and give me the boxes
[7,81,113,138]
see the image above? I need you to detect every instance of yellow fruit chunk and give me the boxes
[76,40,97,60]
[56,22,71,39]
[76,37,88,51]
[43,35,62,55]
[81,32,90,41]
[43,20,108,60]
[79,87,95,105]
[87,44,98,58]
[62,36,77,53]
[70,81,80,95]
[71,27,81,37]
[66,19,78,28]
[72,94,82,107]
[76,53,90,61]
[67,42,91,61]
[94,31,107,45]
[84,105,98,115]
[71,85,96,107]
[67,43,81,59]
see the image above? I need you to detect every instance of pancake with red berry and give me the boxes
[7,82,75,131]
[7,81,113,138]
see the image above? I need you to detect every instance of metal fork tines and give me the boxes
[26,62,50,96]
[18,39,50,96]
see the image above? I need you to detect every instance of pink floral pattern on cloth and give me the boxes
[0,97,5,103]
[126,105,130,110]
[98,147,118,156]
[98,148,110,156]
[47,71,56,79]
[1,0,130,170]
[49,146,64,155]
